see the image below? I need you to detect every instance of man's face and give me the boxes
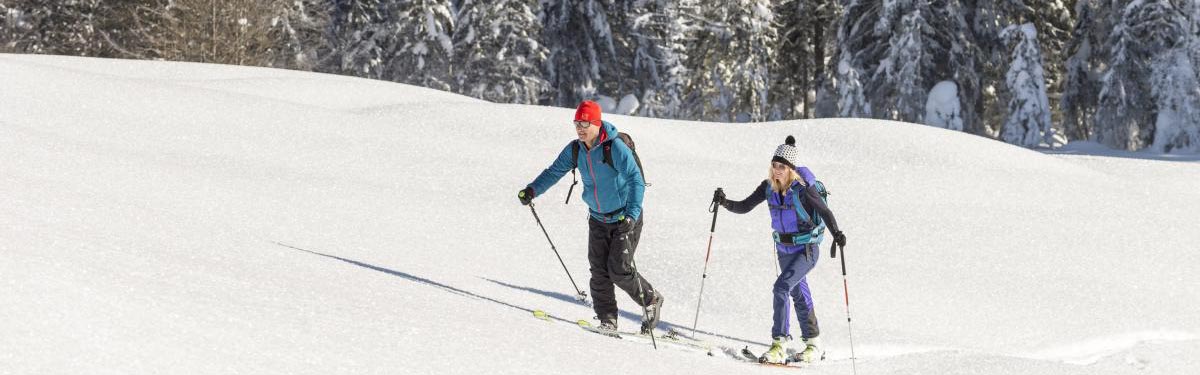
[575,120,600,143]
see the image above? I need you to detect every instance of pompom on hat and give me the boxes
[771,135,799,169]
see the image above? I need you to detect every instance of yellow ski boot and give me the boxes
[794,337,826,363]
[758,337,790,364]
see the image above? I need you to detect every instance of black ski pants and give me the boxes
[587,215,656,320]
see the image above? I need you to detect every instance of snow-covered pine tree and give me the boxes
[627,0,691,118]
[1000,23,1053,147]
[680,2,725,121]
[452,0,548,104]
[381,0,455,91]
[873,0,936,123]
[771,0,837,120]
[832,0,884,118]
[1149,45,1200,152]
[0,0,106,55]
[724,0,778,123]
[1147,0,1199,152]
[0,3,16,49]
[835,52,871,118]
[970,0,1016,137]
[330,0,388,78]
[1095,0,1181,150]
[930,0,980,133]
[1191,0,1200,72]
[1061,0,1101,141]
[681,0,776,122]
[1022,0,1073,137]
[266,0,330,71]
[540,0,621,107]
[863,0,975,129]
[723,0,778,122]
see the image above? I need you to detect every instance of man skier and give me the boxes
[518,100,664,335]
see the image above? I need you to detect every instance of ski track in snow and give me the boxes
[1022,330,1198,365]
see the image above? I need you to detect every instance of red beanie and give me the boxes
[575,100,602,126]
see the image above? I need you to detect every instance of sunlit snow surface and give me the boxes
[2,54,1197,375]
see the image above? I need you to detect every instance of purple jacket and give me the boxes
[720,167,840,252]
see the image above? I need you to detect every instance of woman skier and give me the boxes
[712,135,847,364]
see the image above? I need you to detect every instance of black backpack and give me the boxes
[565,133,649,204]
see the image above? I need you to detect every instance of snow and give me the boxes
[2,54,1199,375]
[617,93,640,115]
[924,80,962,131]
[595,94,618,112]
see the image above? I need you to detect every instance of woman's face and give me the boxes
[771,162,790,182]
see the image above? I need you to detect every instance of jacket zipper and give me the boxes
[585,145,604,215]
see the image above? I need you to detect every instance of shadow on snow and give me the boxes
[274,241,766,347]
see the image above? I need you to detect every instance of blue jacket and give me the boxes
[528,121,645,223]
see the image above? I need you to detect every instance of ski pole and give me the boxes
[690,189,722,339]
[629,251,657,350]
[528,202,588,304]
[831,242,858,375]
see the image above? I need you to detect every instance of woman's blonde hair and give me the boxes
[768,166,804,194]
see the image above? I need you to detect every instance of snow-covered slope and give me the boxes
[2,54,1197,375]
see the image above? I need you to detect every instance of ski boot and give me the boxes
[639,290,664,335]
[793,337,826,363]
[759,336,790,364]
[597,314,618,332]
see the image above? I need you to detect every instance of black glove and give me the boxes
[518,187,535,205]
[833,230,847,248]
[712,188,726,205]
[617,215,637,236]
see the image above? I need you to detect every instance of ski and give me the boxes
[739,346,809,369]
[740,346,761,362]
[576,319,714,355]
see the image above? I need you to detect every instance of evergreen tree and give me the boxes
[453,0,549,104]
[873,0,936,123]
[1095,0,1183,150]
[1149,45,1200,152]
[727,0,777,122]
[771,0,837,120]
[832,0,885,118]
[540,0,622,107]
[932,0,981,134]
[1061,0,1100,141]
[0,0,108,56]
[1000,23,1053,147]
[685,0,776,122]
[382,0,455,91]
[266,0,330,71]
[1147,0,1199,152]
[1022,0,1073,136]
[627,0,691,118]
[854,0,976,129]
[970,0,1013,137]
[835,52,871,118]
[330,0,388,78]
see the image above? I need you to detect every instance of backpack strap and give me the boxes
[565,141,581,204]
[767,183,826,246]
[790,187,813,225]
[602,134,649,186]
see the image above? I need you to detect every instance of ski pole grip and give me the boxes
[709,188,722,232]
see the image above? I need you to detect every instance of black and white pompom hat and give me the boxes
[771,135,799,169]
